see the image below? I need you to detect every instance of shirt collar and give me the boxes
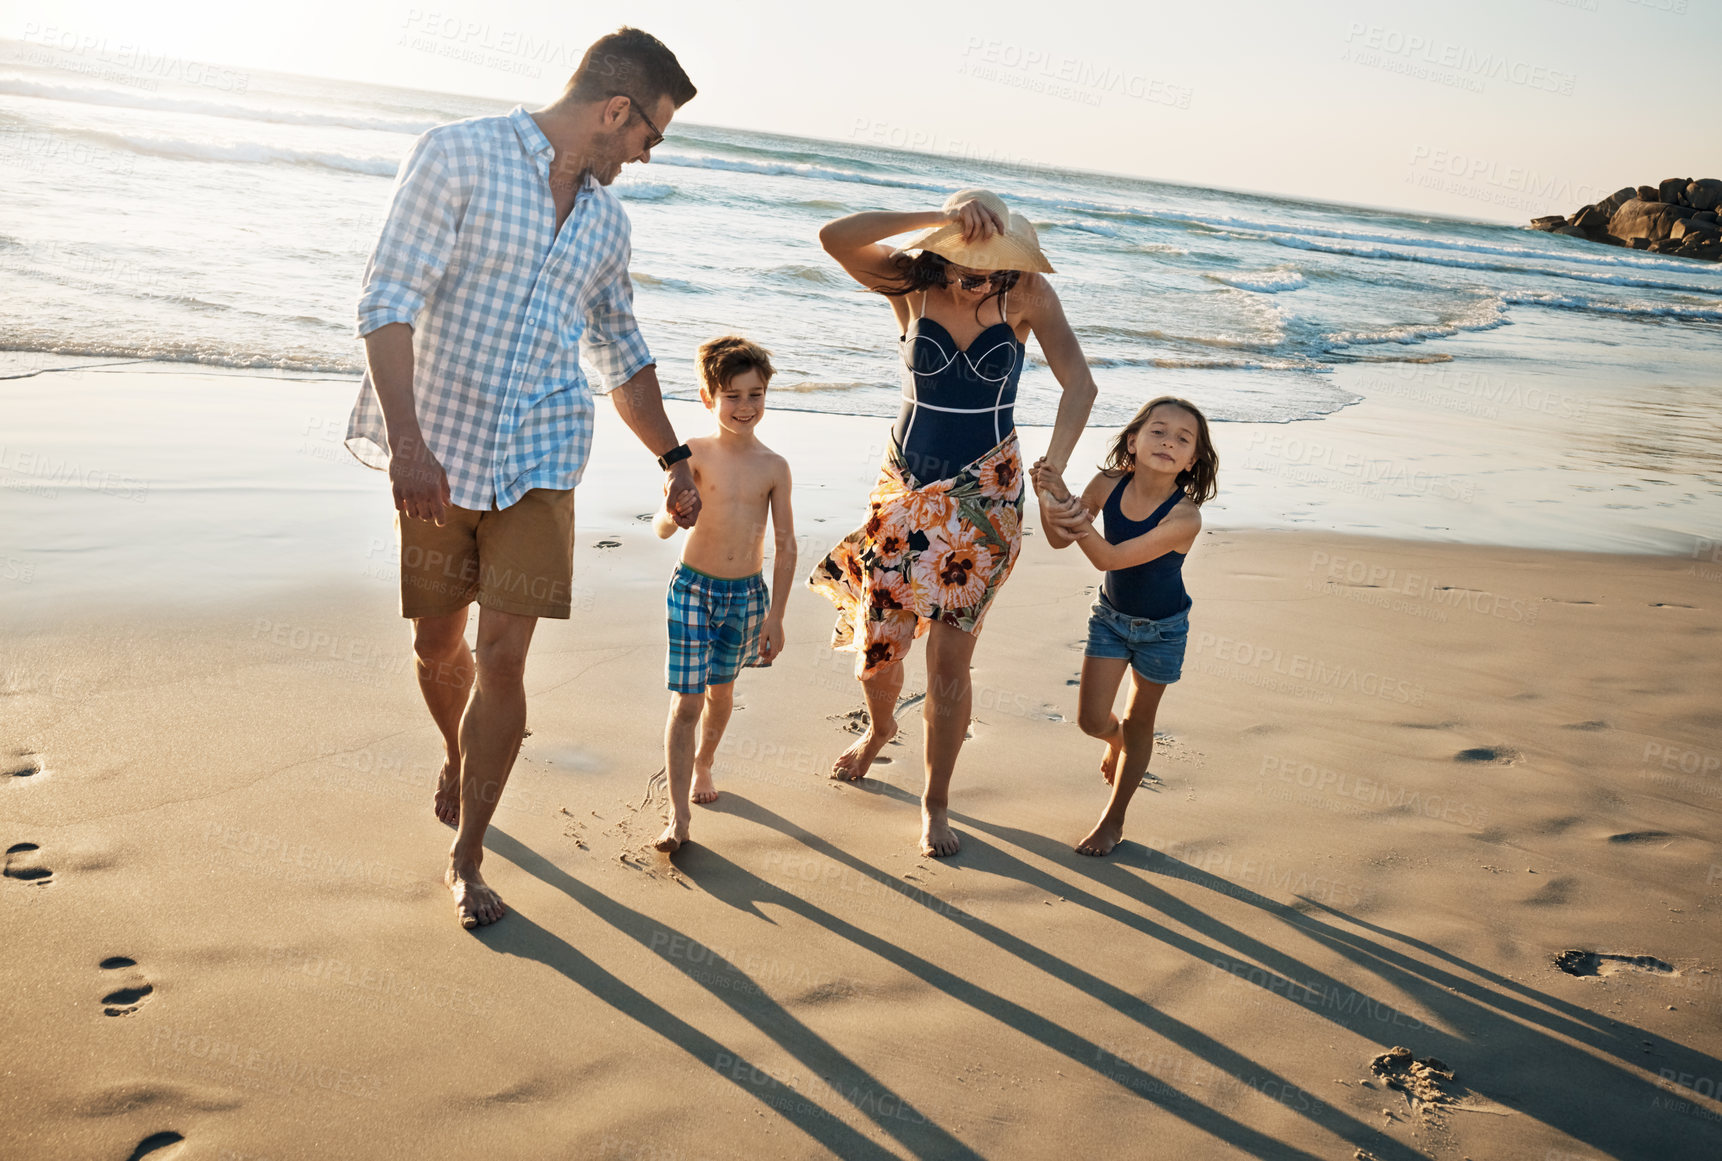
[509,104,601,196]
[509,105,554,160]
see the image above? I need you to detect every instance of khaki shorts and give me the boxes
[397,488,576,620]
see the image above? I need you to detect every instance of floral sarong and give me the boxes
[808,433,1024,679]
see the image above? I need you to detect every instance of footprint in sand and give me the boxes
[1607,831,1675,845]
[124,1131,184,1161]
[4,842,51,883]
[593,539,621,549]
[1563,720,1609,731]
[100,957,155,1016]
[6,752,43,781]
[1555,950,1675,978]
[1454,746,1520,764]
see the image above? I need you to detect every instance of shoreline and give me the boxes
[0,356,1712,633]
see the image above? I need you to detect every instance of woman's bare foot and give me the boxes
[654,818,691,853]
[691,762,719,805]
[433,760,460,826]
[1099,738,1122,785]
[920,804,960,857]
[831,720,898,782]
[445,863,505,928]
[1075,817,1124,857]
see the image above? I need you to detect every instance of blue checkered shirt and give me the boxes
[345,105,654,510]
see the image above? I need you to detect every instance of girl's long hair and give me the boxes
[871,251,1020,328]
[1100,396,1219,506]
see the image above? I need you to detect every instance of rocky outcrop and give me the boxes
[1530,176,1722,261]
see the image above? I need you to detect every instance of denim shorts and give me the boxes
[1084,596,1189,685]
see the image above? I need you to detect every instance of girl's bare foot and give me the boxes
[831,720,898,781]
[1099,738,1122,785]
[1075,817,1124,857]
[433,760,460,827]
[445,863,505,927]
[654,818,690,853]
[691,762,719,805]
[920,804,960,857]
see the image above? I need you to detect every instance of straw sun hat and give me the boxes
[899,188,1055,274]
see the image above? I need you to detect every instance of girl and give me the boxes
[1032,397,1219,856]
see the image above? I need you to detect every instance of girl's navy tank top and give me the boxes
[1100,475,1191,620]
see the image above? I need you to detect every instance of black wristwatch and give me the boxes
[657,443,691,471]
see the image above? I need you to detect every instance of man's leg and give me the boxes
[920,620,980,857]
[692,680,733,804]
[446,605,537,929]
[657,690,705,852]
[412,609,473,825]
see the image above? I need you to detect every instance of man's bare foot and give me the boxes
[445,863,505,928]
[1075,817,1124,857]
[653,818,691,853]
[1099,738,1122,785]
[433,760,460,827]
[831,720,898,782]
[920,805,960,857]
[691,762,719,805]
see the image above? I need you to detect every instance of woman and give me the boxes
[810,188,1097,857]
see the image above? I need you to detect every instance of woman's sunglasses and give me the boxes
[952,270,1015,291]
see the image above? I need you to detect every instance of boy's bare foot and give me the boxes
[1099,738,1122,785]
[445,863,505,928]
[653,818,691,853]
[920,805,960,857]
[831,720,898,781]
[691,762,719,805]
[1075,818,1124,857]
[433,760,460,826]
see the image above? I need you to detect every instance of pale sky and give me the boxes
[11,0,1720,220]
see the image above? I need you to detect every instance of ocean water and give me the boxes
[3,42,1720,552]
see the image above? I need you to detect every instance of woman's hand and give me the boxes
[947,197,1005,244]
[1030,456,1070,501]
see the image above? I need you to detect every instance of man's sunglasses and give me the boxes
[615,94,664,150]
[952,270,1015,291]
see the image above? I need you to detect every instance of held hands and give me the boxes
[664,460,701,529]
[758,617,784,664]
[946,197,1005,244]
[390,434,451,525]
[1030,456,1069,501]
[1032,456,1090,541]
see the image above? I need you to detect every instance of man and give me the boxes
[345,27,699,929]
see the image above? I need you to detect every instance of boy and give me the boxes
[652,335,796,852]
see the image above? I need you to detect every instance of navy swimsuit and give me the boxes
[893,290,1023,486]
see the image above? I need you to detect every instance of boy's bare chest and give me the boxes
[691,452,771,515]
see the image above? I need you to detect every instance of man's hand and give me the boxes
[665,460,701,528]
[390,433,451,524]
[759,617,784,664]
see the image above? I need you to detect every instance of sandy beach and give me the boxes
[3,364,1720,1159]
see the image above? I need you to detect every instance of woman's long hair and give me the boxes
[871,251,1020,328]
[1100,396,1219,506]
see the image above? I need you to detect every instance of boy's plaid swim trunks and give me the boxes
[666,562,770,694]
